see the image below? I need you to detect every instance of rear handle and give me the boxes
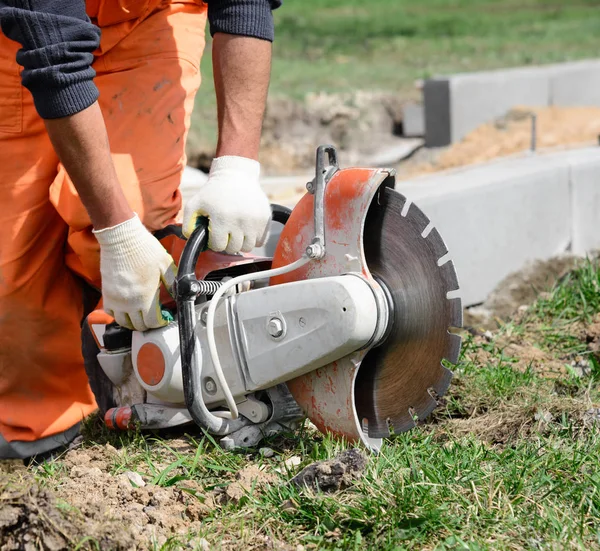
[175,204,291,434]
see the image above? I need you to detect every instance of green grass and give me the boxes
[29,258,600,550]
[190,0,600,152]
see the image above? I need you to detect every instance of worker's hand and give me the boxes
[93,214,176,331]
[182,156,271,253]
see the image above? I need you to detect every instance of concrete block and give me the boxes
[401,103,425,137]
[450,67,550,145]
[425,66,550,147]
[568,152,600,254]
[550,60,600,107]
[423,59,600,147]
[397,154,572,306]
[423,79,451,147]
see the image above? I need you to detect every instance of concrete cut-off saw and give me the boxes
[83,145,462,451]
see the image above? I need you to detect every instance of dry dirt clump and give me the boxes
[45,442,284,549]
[223,464,277,504]
[291,449,367,492]
[0,470,134,551]
[51,444,214,547]
[400,105,600,179]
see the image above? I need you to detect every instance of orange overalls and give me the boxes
[0,0,207,456]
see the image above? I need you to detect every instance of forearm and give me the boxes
[45,103,134,230]
[212,33,272,160]
[0,2,129,229]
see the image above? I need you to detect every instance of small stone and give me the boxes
[483,330,493,341]
[296,545,305,551]
[125,471,146,487]
[188,537,210,550]
[105,443,120,456]
[284,456,302,469]
[259,447,275,458]
[534,410,553,424]
[570,359,591,378]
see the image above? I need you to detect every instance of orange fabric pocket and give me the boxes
[0,36,22,134]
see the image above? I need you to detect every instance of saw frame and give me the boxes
[84,145,461,452]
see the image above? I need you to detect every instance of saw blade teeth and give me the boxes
[448,297,463,328]
[392,191,408,214]
[439,259,460,293]
[404,201,431,234]
[425,226,449,259]
[412,394,439,422]
[388,412,416,435]
[431,365,453,397]
[446,332,463,364]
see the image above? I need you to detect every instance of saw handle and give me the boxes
[176,204,292,286]
[175,204,291,435]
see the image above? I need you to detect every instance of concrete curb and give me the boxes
[424,59,600,146]
[396,147,600,306]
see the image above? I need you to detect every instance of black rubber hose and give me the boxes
[270,203,292,226]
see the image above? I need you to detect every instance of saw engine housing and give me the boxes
[84,146,462,451]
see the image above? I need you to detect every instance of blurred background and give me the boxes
[186,0,600,179]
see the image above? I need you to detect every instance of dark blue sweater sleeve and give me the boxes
[206,0,282,42]
[0,0,100,120]
[0,0,280,121]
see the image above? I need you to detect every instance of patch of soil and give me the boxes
[400,105,600,179]
[438,396,589,445]
[51,444,214,547]
[501,342,569,378]
[290,449,367,492]
[0,472,134,551]
[223,464,277,503]
[259,91,405,173]
[584,315,600,357]
[0,458,290,551]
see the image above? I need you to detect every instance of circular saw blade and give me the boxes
[355,187,462,438]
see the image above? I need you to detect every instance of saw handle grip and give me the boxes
[176,205,292,287]
[175,204,291,434]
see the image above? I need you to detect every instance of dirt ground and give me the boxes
[0,441,286,551]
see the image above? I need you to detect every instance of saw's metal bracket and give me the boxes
[305,145,339,259]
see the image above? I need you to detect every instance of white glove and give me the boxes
[93,214,176,332]
[182,156,271,253]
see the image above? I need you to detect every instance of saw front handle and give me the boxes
[175,205,291,435]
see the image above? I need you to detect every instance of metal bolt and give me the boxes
[530,112,537,153]
[305,243,323,259]
[306,180,315,193]
[204,377,217,395]
[200,308,208,326]
[267,317,285,338]
[298,317,306,328]
[190,281,200,294]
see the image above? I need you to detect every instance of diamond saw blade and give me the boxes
[355,187,462,438]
